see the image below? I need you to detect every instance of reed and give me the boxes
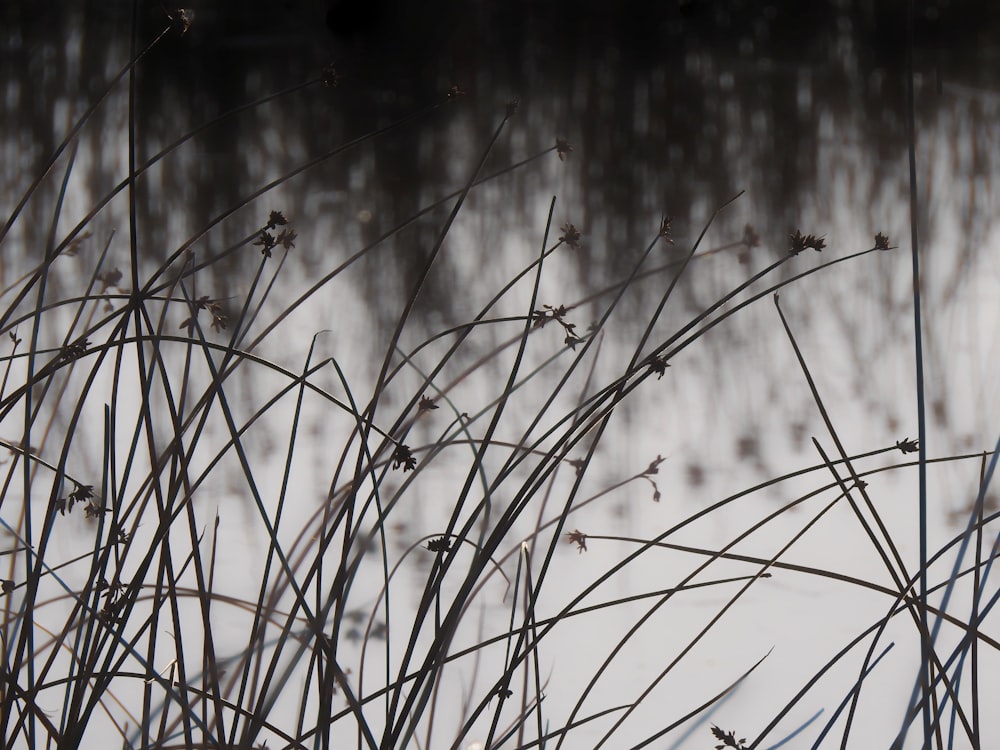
[0,7,996,750]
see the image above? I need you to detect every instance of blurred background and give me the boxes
[2,1,1000,745]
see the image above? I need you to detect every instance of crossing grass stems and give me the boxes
[0,7,996,750]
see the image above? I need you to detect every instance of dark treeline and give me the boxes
[1,0,996,307]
